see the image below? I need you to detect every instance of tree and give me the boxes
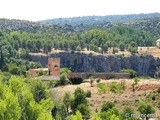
[60,73,68,85]
[71,88,89,117]
[70,110,83,120]
[138,103,155,120]
[101,101,115,112]
[132,78,140,92]
[63,92,71,113]
[30,81,47,103]
[122,107,134,119]
[0,49,5,70]
[90,79,94,87]
[121,69,137,78]
[119,43,125,51]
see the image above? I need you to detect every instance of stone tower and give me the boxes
[48,58,60,76]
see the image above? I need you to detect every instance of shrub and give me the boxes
[157,87,160,93]
[90,79,94,87]
[63,92,71,113]
[30,80,47,103]
[123,107,134,119]
[86,90,91,98]
[132,77,140,92]
[108,82,123,93]
[38,69,47,76]
[77,104,90,118]
[60,73,68,85]
[97,83,109,93]
[71,88,88,113]
[138,103,155,120]
[121,69,137,78]
[101,101,115,112]
[96,78,101,83]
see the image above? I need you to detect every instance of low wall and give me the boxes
[67,72,130,80]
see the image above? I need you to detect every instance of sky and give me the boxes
[0,0,160,21]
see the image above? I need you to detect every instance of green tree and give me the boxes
[71,88,89,117]
[138,103,155,120]
[101,101,115,112]
[70,110,83,120]
[63,92,72,113]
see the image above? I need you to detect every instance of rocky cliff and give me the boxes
[28,52,158,77]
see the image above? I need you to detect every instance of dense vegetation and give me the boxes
[0,73,54,120]
[41,13,160,26]
[0,14,160,119]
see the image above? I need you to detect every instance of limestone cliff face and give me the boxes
[28,52,157,77]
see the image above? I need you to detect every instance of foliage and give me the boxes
[101,101,115,112]
[97,83,109,93]
[86,90,91,98]
[71,88,89,117]
[122,107,134,119]
[38,69,47,76]
[131,78,140,92]
[108,82,124,93]
[59,73,68,85]
[96,78,101,83]
[121,69,137,78]
[29,80,47,103]
[0,76,54,120]
[69,110,83,120]
[90,79,94,87]
[60,68,71,75]
[138,103,155,120]
[157,87,160,93]
[63,92,72,113]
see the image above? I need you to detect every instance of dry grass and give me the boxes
[52,79,160,118]
[138,47,160,58]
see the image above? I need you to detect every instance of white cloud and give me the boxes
[0,0,160,21]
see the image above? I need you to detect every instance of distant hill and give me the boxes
[41,13,160,26]
[0,13,160,37]
[40,13,160,37]
[0,18,74,34]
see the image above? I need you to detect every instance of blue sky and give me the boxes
[0,0,160,21]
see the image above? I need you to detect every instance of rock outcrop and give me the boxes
[28,52,157,77]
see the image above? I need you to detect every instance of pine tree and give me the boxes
[0,49,4,70]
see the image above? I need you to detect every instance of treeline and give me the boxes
[0,26,156,54]
[0,26,157,74]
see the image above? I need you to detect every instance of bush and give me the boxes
[38,69,47,76]
[90,79,94,87]
[157,87,160,93]
[97,83,109,93]
[96,78,101,83]
[138,103,155,120]
[101,101,115,112]
[60,73,68,85]
[108,82,123,93]
[77,104,90,118]
[86,90,91,98]
[71,88,88,113]
[123,107,134,119]
[121,69,137,78]
[132,77,140,92]
[30,80,47,103]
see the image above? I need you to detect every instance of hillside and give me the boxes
[41,13,160,26]
[41,13,160,37]
[0,18,74,34]
[53,78,160,119]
